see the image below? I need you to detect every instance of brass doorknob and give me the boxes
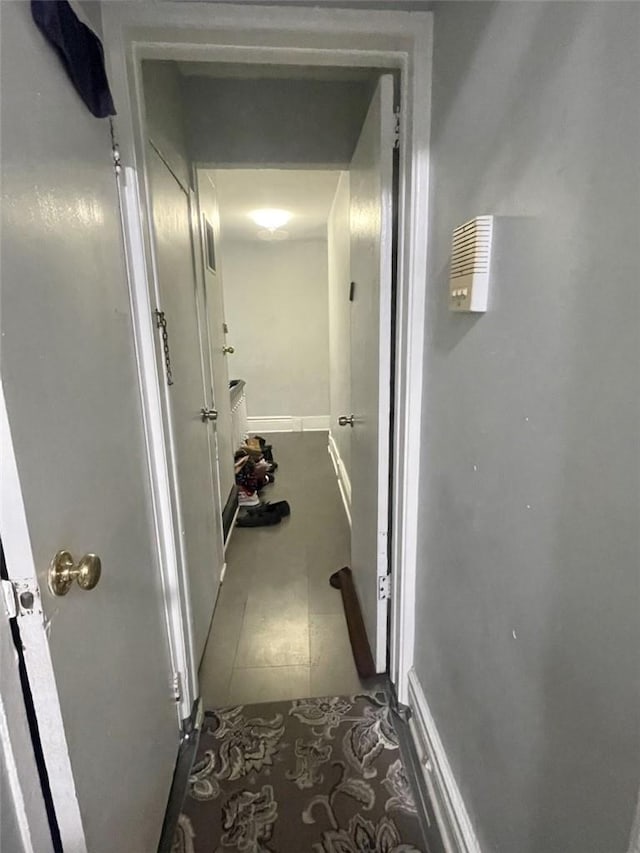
[338,414,355,428]
[48,550,102,597]
[222,345,235,355]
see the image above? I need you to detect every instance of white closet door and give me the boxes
[348,75,395,672]
[147,147,223,664]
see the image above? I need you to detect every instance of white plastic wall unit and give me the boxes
[449,215,494,312]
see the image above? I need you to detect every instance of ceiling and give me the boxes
[210,169,342,242]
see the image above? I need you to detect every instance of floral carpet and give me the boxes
[172,693,426,853]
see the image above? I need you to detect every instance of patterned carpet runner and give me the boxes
[173,693,426,852]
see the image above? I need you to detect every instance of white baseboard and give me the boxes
[224,505,239,556]
[327,432,352,528]
[246,415,330,433]
[407,669,481,853]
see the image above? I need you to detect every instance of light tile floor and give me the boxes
[199,431,377,707]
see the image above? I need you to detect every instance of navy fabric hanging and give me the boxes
[31,0,116,118]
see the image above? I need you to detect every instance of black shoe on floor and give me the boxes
[236,510,281,527]
[247,500,290,519]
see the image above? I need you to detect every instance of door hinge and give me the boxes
[171,671,183,703]
[112,144,122,176]
[109,117,122,176]
[378,575,392,601]
[2,578,42,620]
[393,106,401,150]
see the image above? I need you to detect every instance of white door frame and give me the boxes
[118,166,198,721]
[102,2,433,706]
[0,593,54,853]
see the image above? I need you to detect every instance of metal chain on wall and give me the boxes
[154,309,174,386]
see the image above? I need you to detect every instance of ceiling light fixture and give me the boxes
[249,208,292,231]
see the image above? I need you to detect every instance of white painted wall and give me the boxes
[327,173,352,489]
[221,239,330,425]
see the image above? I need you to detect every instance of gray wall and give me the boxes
[183,76,372,167]
[74,1,103,36]
[221,239,330,419]
[414,3,640,852]
[142,60,191,189]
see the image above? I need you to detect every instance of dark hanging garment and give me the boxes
[31,0,116,118]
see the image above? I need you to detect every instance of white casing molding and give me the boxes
[119,167,196,721]
[407,669,482,853]
[327,431,352,528]
[246,415,330,433]
[102,0,433,720]
[224,504,240,554]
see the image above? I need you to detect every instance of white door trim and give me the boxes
[117,167,197,721]
[1,574,55,853]
[101,1,433,706]
[388,23,433,702]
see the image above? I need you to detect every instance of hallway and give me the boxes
[199,431,374,707]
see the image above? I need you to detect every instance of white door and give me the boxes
[195,171,236,510]
[147,147,224,664]
[348,75,395,673]
[0,4,178,851]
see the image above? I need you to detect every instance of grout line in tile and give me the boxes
[228,608,245,672]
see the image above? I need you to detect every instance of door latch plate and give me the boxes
[2,579,41,619]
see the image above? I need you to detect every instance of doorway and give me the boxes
[1,5,433,850]
[108,2,432,720]
[198,167,359,705]
[139,60,396,708]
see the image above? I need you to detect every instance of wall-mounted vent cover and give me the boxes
[449,215,494,312]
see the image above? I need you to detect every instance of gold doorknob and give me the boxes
[222,345,235,355]
[48,550,102,597]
